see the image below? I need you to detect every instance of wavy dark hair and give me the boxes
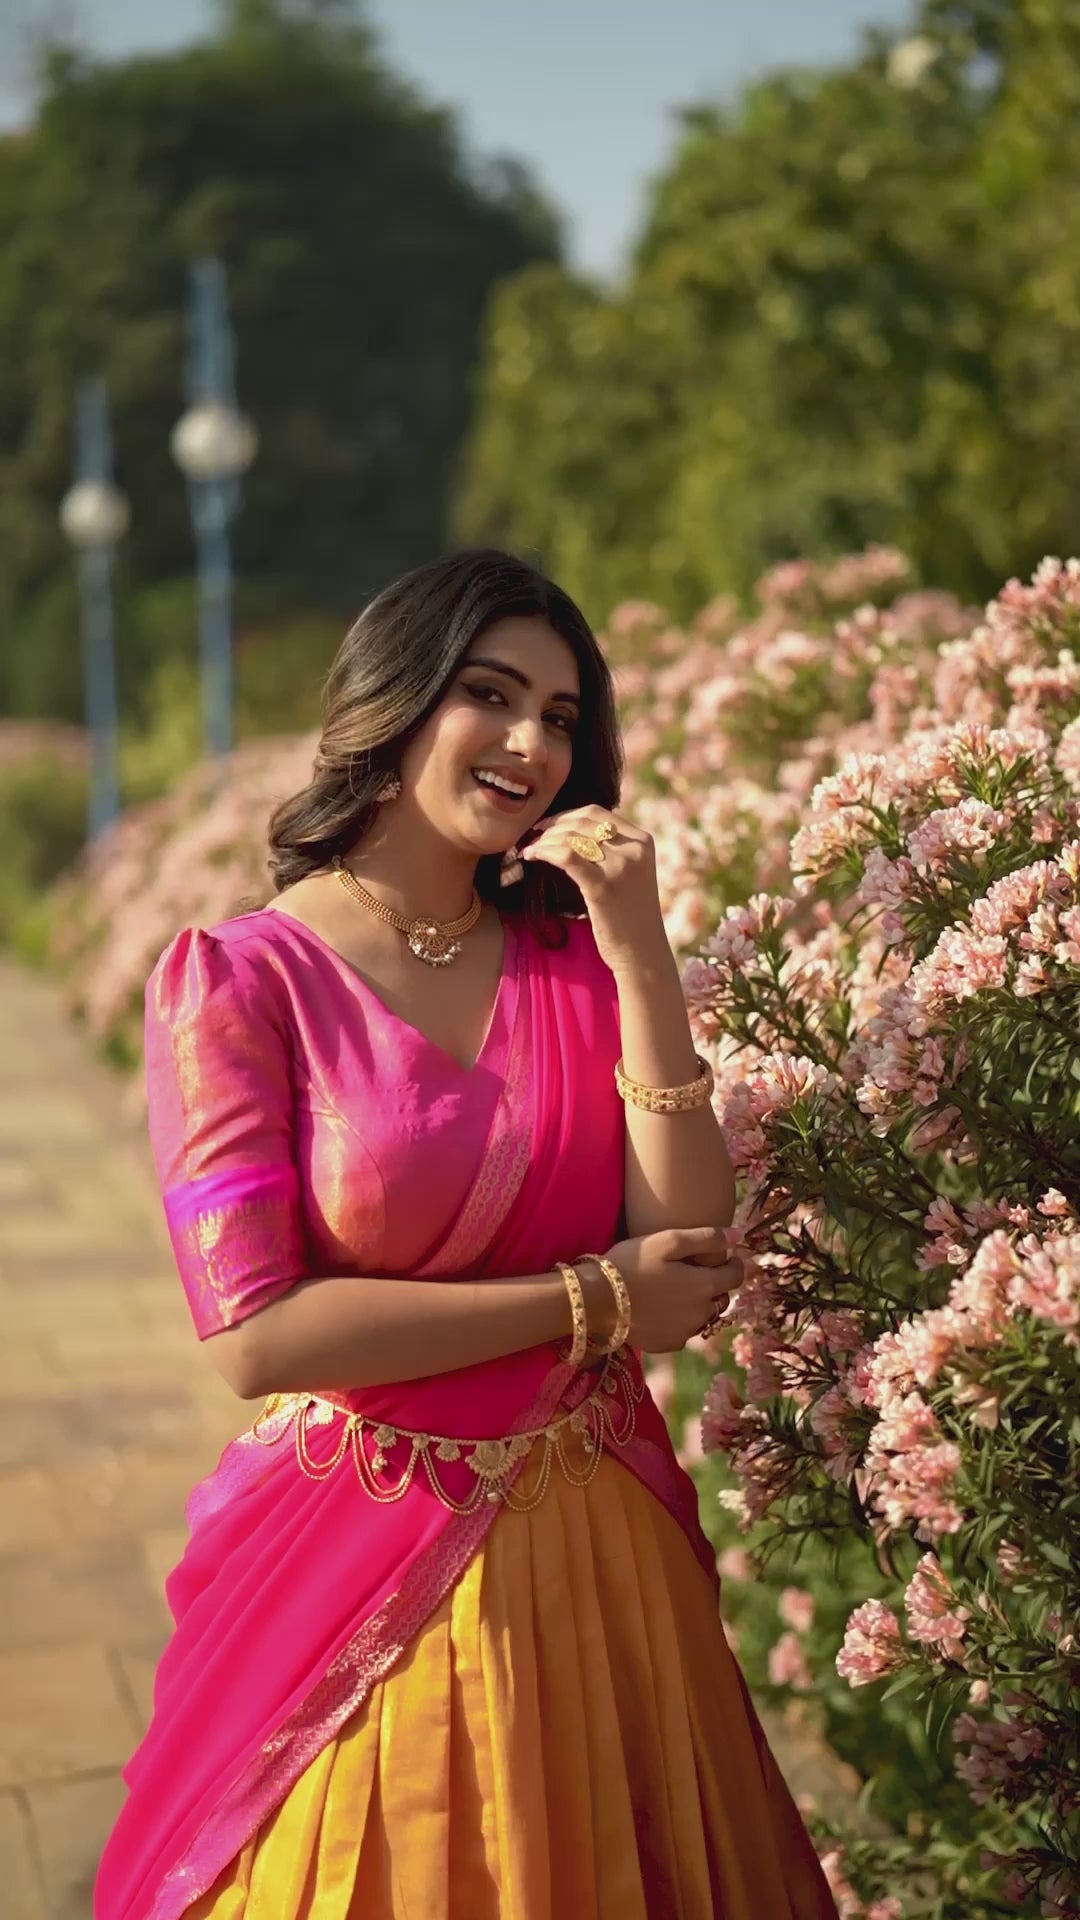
[267,548,623,942]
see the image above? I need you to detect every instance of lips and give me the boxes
[470,768,535,799]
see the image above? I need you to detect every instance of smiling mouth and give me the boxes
[470,769,534,802]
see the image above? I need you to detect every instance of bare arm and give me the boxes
[613,939,736,1239]
[209,1264,615,1400]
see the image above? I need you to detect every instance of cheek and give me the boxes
[401,701,490,785]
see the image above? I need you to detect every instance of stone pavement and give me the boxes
[0,957,241,1919]
[0,953,861,1918]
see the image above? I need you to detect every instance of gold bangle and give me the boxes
[576,1253,632,1354]
[614,1054,714,1114]
[555,1261,589,1369]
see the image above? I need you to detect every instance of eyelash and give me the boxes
[465,683,577,734]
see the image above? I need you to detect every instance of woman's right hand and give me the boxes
[584,1226,743,1353]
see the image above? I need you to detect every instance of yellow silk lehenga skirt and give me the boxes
[188,1452,829,1920]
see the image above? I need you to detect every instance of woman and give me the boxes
[95,549,837,1920]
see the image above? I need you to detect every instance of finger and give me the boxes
[520,836,575,867]
[520,843,604,887]
[671,1225,729,1253]
[526,805,641,844]
[715,1256,744,1288]
[522,831,612,870]
[567,805,647,844]
[603,809,649,841]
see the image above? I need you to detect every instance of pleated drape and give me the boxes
[188,1455,834,1920]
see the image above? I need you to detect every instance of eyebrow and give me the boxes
[463,656,581,710]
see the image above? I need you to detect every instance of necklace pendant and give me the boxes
[408,920,461,966]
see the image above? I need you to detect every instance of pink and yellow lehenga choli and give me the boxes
[94,906,838,1920]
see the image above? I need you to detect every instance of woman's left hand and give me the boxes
[520,804,669,976]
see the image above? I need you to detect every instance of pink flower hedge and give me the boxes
[685,558,1080,1916]
[49,733,316,1088]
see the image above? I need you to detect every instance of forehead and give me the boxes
[463,615,580,693]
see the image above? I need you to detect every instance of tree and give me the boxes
[457,2,1080,623]
[0,0,560,719]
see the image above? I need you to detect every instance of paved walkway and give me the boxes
[0,958,240,1919]
[0,954,860,1917]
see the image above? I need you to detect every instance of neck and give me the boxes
[340,814,481,923]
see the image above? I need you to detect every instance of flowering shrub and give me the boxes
[686,560,1080,1916]
[48,733,315,1076]
[609,548,973,949]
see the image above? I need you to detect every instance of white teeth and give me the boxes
[473,770,529,798]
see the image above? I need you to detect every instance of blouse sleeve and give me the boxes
[144,926,309,1340]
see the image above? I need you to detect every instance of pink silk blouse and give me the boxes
[145,906,622,1342]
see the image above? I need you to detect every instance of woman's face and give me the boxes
[399,615,581,854]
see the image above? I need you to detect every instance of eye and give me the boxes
[466,679,576,729]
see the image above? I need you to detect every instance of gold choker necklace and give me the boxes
[332,857,483,967]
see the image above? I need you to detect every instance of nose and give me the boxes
[503,711,548,768]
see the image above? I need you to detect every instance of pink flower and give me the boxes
[907,798,1009,871]
[717,1546,753,1581]
[971,861,1070,937]
[1007,1234,1080,1330]
[819,1309,864,1355]
[953,1708,1046,1805]
[605,597,667,639]
[768,1630,813,1691]
[864,1389,966,1540]
[701,1373,748,1453]
[836,1599,906,1686]
[1056,715,1080,792]
[817,1847,866,1919]
[809,1383,864,1481]
[732,1328,785,1402]
[778,1586,816,1633]
[904,1553,970,1661]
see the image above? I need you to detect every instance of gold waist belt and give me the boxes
[248,1354,644,1515]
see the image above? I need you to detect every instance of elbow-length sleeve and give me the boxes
[144,926,309,1339]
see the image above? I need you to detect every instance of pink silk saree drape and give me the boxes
[94,910,711,1920]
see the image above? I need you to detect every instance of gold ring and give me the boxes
[593,819,617,845]
[699,1305,728,1339]
[568,833,606,864]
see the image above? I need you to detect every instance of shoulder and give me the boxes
[145,912,288,1028]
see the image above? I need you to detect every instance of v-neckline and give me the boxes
[249,906,517,1077]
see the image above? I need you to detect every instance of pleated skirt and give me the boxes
[187,1454,836,1920]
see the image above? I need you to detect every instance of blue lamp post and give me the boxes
[170,259,258,760]
[59,378,130,841]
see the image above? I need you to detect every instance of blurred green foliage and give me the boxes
[117,603,332,803]
[457,0,1080,621]
[0,0,560,721]
[0,754,88,955]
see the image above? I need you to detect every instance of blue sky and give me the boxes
[3,0,914,278]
